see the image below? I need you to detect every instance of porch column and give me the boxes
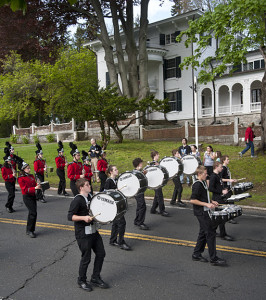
[215,89,219,116]
[229,88,233,114]
[243,84,251,113]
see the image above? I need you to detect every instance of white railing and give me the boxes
[218,106,230,114]
[201,107,212,116]
[250,102,261,111]
[231,104,243,113]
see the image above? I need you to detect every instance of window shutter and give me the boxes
[160,34,165,45]
[176,90,182,111]
[176,56,181,78]
[174,31,180,43]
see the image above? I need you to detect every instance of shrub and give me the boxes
[21,135,29,144]
[46,133,55,143]
[33,134,39,144]
[10,134,18,144]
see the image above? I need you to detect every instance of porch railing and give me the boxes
[250,102,261,111]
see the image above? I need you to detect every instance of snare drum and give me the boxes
[40,181,50,191]
[90,190,127,224]
[144,165,169,189]
[182,155,201,175]
[159,156,183,179]
[117,170,147,198]
[233,182,254,195]
[226,193,251,203]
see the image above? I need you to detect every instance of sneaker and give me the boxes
[26,231,36,238]
[210,257,226,266]
[192,254,208,262]
[238,152,243,158]
[78,281,93,291]
[251,155,257,158]
[90,276,109,289]
[40,199,47,203]
[177,201,186,207]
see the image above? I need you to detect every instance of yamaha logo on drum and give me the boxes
[148,168,157,172]
[163,159,172,162]
[183,157,194,160]
[119,174,132,181]
[97,195,114,205]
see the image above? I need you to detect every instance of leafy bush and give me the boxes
[10,134,18,144]
[46,133,55,143]
[21,135,29,144]
[33,134,39,144]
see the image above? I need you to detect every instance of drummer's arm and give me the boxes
[190,199,216,209]
[72,215,93,223]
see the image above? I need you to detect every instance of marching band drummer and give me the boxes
[132,158,149,230]
[209,161,234,241]
[150,150,169,217]
[68,178,109,292]
[97,152,108,192]
[105,165,131,251]
[190,166,226,266]
[55,141,69,196]
[34,143,47,203]
[68,142,85,196]
[82,150,94,194]
[1,154,16,213]
[17,158,42,238]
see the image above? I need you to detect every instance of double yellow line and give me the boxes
[1,217,266,258]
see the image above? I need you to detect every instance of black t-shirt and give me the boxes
[67,194,93,239]
[220,166,230,188]
[89,144,102,158]
[178,145,191,157]
[209,172,223,202]
[190,180,209,216]
[104,177,117,190]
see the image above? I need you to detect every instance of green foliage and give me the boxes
[21,135,29,144]
[33,134,39,144]
[46,133,55,143]
[10,134,18,144]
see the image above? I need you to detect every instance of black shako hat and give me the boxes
[69,142,80,156]
[35,143,43,155]
[82,150,90,162]
[57,141,64,153]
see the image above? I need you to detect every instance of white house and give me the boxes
[87,9,263,125]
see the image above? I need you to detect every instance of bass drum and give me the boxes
[117,170,148,198]
[90,190,127,224]
[182,155,201,175]
[159,156,183,179]
[144,165,169,190]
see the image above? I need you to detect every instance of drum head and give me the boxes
[90,193,118,224]
[182,155,199,175]
[144,166,167,189]
[160,157,182,179]
[117,171,147,198]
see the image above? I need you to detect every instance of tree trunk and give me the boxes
[17,112,21,128]
[110,124,123,143]
[98,119,109,149]
[138,0,150,101]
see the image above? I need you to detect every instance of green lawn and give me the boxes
[1,139,265,207]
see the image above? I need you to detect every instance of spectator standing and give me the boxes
[239,122,256,158]
[178,138,191,185]
[89,139,102,183]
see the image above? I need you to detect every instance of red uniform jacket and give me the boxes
[83,164,93,181]
[97,159,108,172]
[55,155,66,170]
[34,159,46,175]
[18,174,37,196]
[1,165,16,183]
[67,161,83,181]
[10,154,17,170]
[245,127,255,142]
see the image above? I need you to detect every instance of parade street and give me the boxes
[0,188,266,300]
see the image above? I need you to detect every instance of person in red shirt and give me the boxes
[67,142,85,196]
[5,142,17,171]
[239,122,256,158]
[33,143,47,203]
[17,159,41,238]
[55,141,69,196]
[82,150,94,194]
[97,152,108,192]
[1,155,16,213]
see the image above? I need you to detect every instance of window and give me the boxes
[251,89,261,103]
[254,60,260,69]
[164,57,181,79]
[165,90,182,112]
[159,31,180,45]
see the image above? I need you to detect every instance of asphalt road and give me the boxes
[0,187,266,300]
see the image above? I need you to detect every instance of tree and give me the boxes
[177,0,266,151]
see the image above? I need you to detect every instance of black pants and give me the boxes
[35,173,45,200]
[23,194,37,233]
[193,214,217,260]
[99,172,107,192]
[134,193,146,226]
[171,176,183,203]
[5,181,15,209]
[70,180,79,196]
[56,168,66,194]
[76,232,105,282]
[110,216,126,244]
[151,187,165,213]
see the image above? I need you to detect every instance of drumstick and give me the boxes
[118,185,127,191]
[91,213,101,220]
[236,178,246,182]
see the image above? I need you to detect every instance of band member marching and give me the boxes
[89,138,102,183]
[17,157,42,238]
[68,178,108,291]
[1,152,16,213]
[150,150,169,217]
[97,152,108,192]
[82,150,94,194]
[105,165,131,251]
[55,141,69,196]
[68,142,85,196]
[34,143,47,203]
[132,158,149,230]
[190,166,226,266]
[5,142,17,171]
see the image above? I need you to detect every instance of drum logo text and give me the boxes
[119,174,132,181]
[97,195,114,205]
